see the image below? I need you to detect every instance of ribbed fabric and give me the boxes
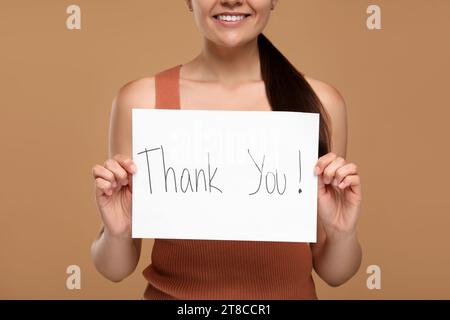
[142,64,318,300]
[154,64,181,109]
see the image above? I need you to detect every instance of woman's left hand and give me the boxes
[315,152,362,239]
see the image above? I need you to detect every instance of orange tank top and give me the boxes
[142,64,318,300]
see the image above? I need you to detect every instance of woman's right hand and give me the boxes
[92,154,137,238]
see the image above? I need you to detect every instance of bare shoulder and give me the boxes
[303,75,348,157]
[108,76,156,158]
[113,76,156,109]
[303,75,346,112]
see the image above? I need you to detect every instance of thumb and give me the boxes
[317,171,327,198]
[127,171,133,193]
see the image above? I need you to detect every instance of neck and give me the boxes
[189,37,262,86]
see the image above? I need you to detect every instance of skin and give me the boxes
[91,0,362,288]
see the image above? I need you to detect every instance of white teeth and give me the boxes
[216,15,246,22]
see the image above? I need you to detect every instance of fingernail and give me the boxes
[131,164,137,173]
[314,166,320,175]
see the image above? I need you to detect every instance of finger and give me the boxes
[322,156,346,185]
[315,152,338,175]
[338,174,362,195]
[334,163,358,186]
[95,177,113,197]
[113,154,137,175]
[92,164,117,188]
[104,159,129,186]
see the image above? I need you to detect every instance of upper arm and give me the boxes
[109,76,156,158]
[305,76,348,158]
[104,76,156,248]
[305,76,349,261]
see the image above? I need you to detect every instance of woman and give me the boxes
[91,0,362,299]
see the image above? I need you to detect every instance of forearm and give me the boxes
[90,228,140,282]
[313,231,362,287]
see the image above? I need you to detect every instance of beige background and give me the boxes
[1,0,449,299]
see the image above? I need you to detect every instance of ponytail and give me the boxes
[257,33,331,157]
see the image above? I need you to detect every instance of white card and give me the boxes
[132,108,319,243]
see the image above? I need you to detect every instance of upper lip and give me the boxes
[213,12,251,17]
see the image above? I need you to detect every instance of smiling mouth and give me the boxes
[213,14,251,22]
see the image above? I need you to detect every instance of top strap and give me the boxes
[154,64,182,109]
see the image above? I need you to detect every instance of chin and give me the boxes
[216,35,252,48]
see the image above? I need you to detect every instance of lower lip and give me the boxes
[213,16,250,27]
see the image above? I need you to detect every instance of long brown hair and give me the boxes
[258,33,331,157]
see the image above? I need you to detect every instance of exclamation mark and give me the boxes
[298,150,302,194]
